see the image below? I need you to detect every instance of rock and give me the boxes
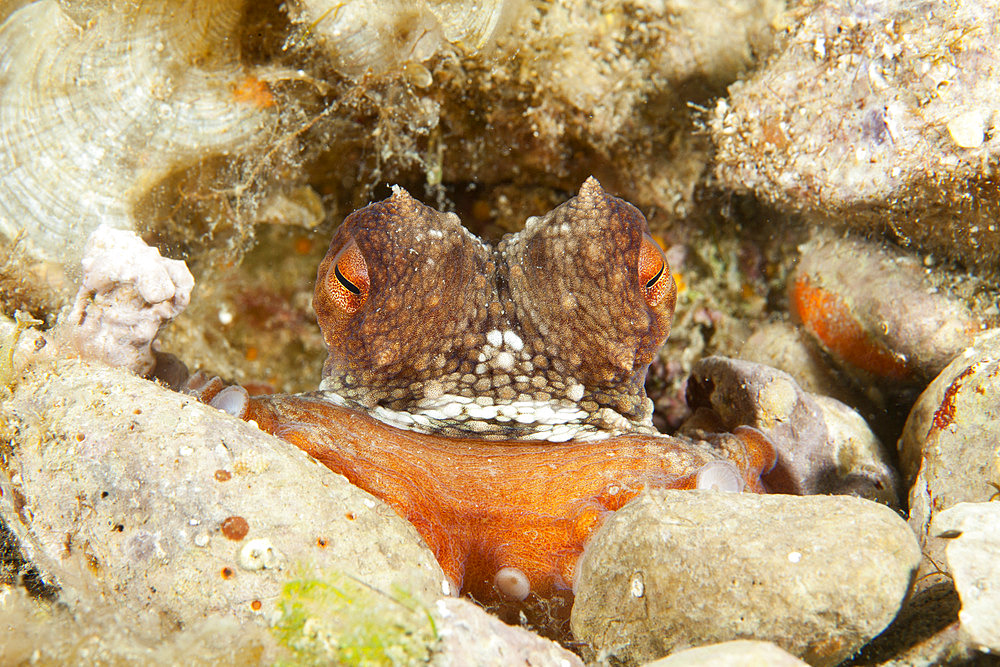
[739,322,861,408]
[931,502,1000,654]
[430,598,583,667]
[0,226,195,380]
[901,330,1000,583]
[643,640,810,667]
[0,359,446,634]
[1,553,582,666]
[788,234,979,393]
[711,0,1000,270]
[571,490,920,667]
[0,583,276,664]
[853,618,991,667]
[899,328,1000,484]
[685,356,898,505]
[839,580,963,666]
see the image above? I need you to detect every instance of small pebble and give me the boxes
[946,111,986,149]
[629,573,644,598]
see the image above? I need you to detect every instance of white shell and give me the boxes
[0,0,276,263]
[426,0,511,50]
[289,0,517,79]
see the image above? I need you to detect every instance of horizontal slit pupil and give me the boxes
[646,264,664,289]
[335,264,361,295]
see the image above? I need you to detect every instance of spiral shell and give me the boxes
[0,0,276,263]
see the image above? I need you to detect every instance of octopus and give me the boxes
[188,178,775,629]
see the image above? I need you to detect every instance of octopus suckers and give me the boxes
[695,460,745,493]
[567,383,585,402]
[492,351,515,370]
[494,566,530,601]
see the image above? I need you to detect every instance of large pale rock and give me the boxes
[932,502,1000,654]
[0,554,583,666]
[711,0,1000,269]
[0,359,446,631]
[571,490,920,667]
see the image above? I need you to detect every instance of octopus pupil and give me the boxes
[335,265,361,295]
[646,264,664,289]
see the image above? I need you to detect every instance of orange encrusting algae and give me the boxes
[232,75,275,108]
[790,275,912,380]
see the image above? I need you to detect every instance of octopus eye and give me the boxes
[327,239,369,314]
[638,234,673,308]
[334,264,361,294]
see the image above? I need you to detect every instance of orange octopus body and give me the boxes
[244,394,774,609]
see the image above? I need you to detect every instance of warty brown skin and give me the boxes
[313,177,678,438]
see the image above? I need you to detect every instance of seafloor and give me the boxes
[1,0,999,665]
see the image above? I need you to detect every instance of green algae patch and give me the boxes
[274,571,438,666]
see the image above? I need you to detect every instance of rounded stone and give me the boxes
[643,640,810,667]
[0,359,446,629]
[901,330,1000,588]
[571,490,920,667]
[686,356,899,505]
[931,502,1000,653]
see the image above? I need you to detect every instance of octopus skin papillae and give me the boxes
[191,178,776,630]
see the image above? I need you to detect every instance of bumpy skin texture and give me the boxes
[314,177,677,439]
[189,179,775,626]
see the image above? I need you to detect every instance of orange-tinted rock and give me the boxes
[790,235,979,392]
